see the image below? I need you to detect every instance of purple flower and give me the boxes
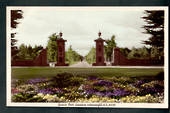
[56,89,64,93]
[113,89,130,96]
[95,92,105,97]
[38,88,55,94]
[105,92,115,97]
[85,89,97,95]
[93,80,113,86]
[133,80,145,87]
[27,78,47,84]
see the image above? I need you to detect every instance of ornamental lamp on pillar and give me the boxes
[98,31,101,37]
[59,32,63,38]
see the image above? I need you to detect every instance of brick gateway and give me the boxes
[11,32,163,66]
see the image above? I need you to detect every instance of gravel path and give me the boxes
[70,61,92,67]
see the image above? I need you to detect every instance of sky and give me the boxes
[13,7,151,56]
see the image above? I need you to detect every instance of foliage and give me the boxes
[11,10,23,28]
[11,10,23,60]
[48,73,82,88]
[142,10,164,48]
[127,46,150,59]
[119,47,131,57]
[47,33,58,62]
[65,45,83,65]
[12,72,164,103]
[142,10,164,61]
[85,47,96,64]
[104,35,117,61]
[15,44,43,60]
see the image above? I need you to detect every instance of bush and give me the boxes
[49,73,83,88]
[156,71,164,80]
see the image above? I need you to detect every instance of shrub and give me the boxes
[156,71,164,80]
[49,73,83,88]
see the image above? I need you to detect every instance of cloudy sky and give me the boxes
[13,7,151,56]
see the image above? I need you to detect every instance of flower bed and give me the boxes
[11,73,164,103]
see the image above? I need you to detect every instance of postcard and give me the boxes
[6,6,168,108]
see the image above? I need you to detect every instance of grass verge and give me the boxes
[11,67,164,79]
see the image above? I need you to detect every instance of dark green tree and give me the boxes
[127,47,150,59]
[17,44,27,60]
[104,35,117,61]
[11,10,23,60]
[127,47,140,59]
[27,45,33,58]
[142,10,164,61]
[16,44,43,60]
[119,47,131,57]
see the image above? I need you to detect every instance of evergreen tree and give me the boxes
[11,10,23,60]
[142,10,164,61]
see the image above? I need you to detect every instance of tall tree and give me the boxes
[47,33,58,62]
[11,10,23,60]
[142,10,164,61]
[104,35,117,61]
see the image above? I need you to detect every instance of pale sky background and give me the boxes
[13,7,151,56]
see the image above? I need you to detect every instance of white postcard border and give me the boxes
[6,6,169,108]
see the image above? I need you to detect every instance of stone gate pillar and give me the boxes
[92,32,106,66]
[56,32,68,66]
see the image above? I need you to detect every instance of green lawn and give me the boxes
[12,67,164,79]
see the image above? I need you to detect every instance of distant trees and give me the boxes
[119,47,131,57]
[104,35,117,61]
[85,47,96,64]
[16,44,43,60]
[65,46,83,65]
[142,10,164,61]
[11,10,23,60]
[127,47,150,59]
